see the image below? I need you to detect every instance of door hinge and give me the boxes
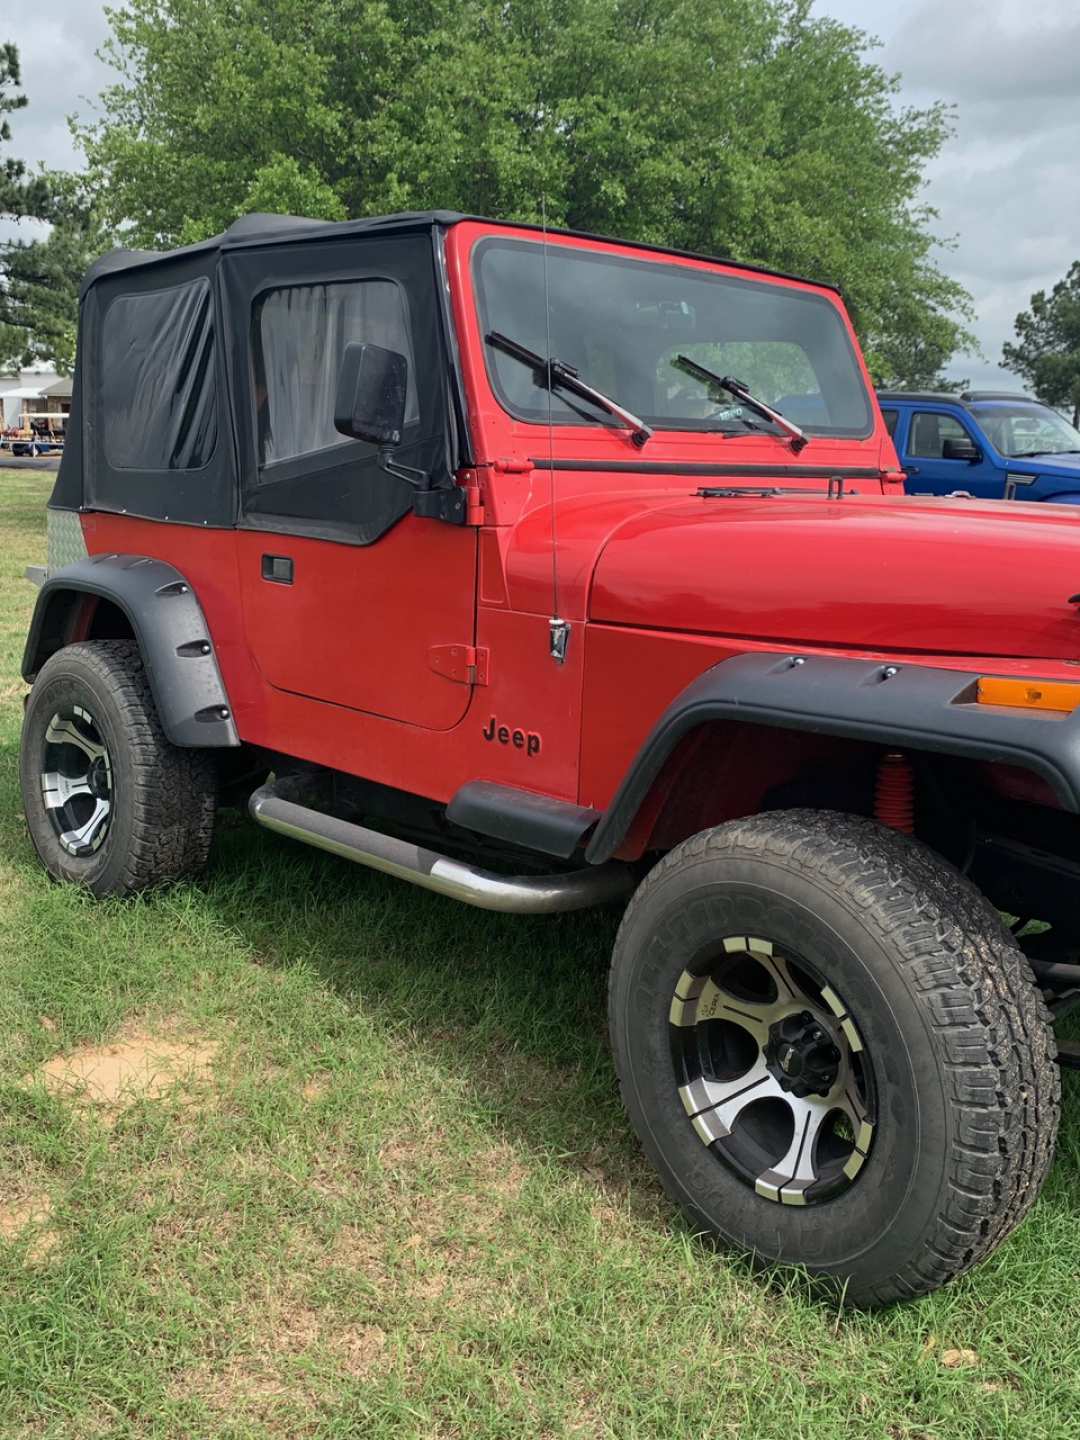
[428,643,490,686]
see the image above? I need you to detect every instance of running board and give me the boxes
[249,784,634,914]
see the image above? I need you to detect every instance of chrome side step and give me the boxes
[249,784,634,914]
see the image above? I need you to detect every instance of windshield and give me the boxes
[473,238,873,439]
[970,403,1080,458]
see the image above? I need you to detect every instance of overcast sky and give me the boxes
[4,0,1079,389]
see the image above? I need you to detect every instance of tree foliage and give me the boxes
[1,178,111,373]
[78,0,974,386]
[1,42,105,372]
[1,42,53,222]
[1003,262,1080,426]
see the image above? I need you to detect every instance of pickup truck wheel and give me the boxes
[20,640,216,897]
[608,809,1059,1306]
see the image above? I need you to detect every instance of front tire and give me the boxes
[609,810,1059,1306]
[20,640,216,897]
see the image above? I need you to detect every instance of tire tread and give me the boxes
[609,809,1059,1307]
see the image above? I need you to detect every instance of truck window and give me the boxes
[908,411,974,459]
[474,237,873,439]
[101,278,218,471]
[880,408,899,438]
[254,279,417,469]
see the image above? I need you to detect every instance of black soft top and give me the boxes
[82,209,836,295]
[81,210,468,293]
[55,210,837,540]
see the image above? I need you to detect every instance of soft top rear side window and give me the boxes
[101,277,218,471]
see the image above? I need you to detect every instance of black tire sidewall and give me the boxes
[611,847,954,1291]
[21,648,146,894]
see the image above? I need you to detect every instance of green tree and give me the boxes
[1003,262,1080,426]
[1,41,53,221]
[1,42,101,372]
[1,178,111,372]
[78,0,973,385]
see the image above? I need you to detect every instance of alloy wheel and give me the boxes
[669,935,875,1206]
[39,703,113,857]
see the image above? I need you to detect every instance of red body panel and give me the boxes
[75,219,1080,837]
[589,493,1080,660]
[234,521,477,730]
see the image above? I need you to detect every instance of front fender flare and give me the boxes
[22,554,239,748]
[585,652,1080,863]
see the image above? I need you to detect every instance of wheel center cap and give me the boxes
[766,1010,841,1098]
[88,757,110,799]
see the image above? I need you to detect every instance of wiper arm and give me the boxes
[486,331,653,448]
[673,355,807,453]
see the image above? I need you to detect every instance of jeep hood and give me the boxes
[589,494,1080,660]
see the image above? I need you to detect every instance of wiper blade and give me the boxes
[673,355,807,452]
[486,331,653,448]
[1013,449,1080,458]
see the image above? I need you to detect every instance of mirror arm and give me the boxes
[376,446,465,524]
[378,446,429,489]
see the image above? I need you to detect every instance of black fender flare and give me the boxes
[21,554,240,748]
[585,651,1080,863]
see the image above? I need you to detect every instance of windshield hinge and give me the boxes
[412,486,467,525]
[428,643,490,686]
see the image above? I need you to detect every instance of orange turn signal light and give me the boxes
[976,677,1080,714]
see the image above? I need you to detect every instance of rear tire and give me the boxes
[20,640,217,897]
[608,809,1059,1306]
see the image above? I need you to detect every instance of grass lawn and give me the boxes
[2,466,1080,1438]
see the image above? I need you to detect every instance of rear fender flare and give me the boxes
[21,554,239,748]
[585,652,1080,863]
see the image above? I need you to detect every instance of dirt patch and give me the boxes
[0,1190,59,1262]
[167,1305,390,1422]
[34,1031,219,1110]
[335,1324,388,1378]
[324,1222,388,1286]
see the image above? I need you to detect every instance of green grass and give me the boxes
[3,466,1080,1438]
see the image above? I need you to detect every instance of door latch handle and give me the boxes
[261,555,294,584]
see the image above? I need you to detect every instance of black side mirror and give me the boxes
[333,342,408,447]
[942,436,981,463]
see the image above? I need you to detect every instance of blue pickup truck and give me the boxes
[877,389,1080,503]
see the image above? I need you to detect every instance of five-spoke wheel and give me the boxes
[670,936,874,1206]
[40,704,114,856]
[21,640,216,895]
[609,810,1059,1306]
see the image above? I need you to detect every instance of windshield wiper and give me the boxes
[1013,449,1080,458]
[486,331,653,448]
[673,355,808,453]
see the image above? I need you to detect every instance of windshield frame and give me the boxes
[470,234,875,443]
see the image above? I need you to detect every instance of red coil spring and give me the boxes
[875,751,914,834]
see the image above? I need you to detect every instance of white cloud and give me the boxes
[834,0,1080,386]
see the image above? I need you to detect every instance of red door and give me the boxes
[237,521,477,731]
[232,249,477,732]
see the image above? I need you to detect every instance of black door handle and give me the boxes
[261,554,294,584]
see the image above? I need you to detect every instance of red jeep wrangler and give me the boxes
[19,212,1079,1305]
